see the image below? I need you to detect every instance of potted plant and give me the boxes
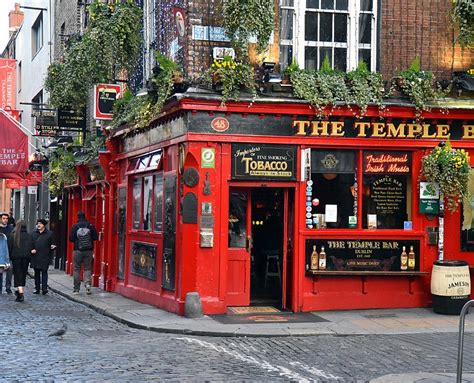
[421,141,470,212]
[396,58,449,115]
[282,59,300,84]
[210,55,257,103]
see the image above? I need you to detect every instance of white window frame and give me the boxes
[280,0,377,71]
[32,13,44,57]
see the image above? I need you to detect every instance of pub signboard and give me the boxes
[305,239,421,272]
[231,144,297,181]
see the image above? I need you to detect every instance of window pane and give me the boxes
[154,175,163,232]
[280,9,294,40]
[305,11,318,41]
[319,47,332,68]
[149,152,162,168]
[137,155,149,170]
[306,0,318,7]
[310,172,357,229]
[143,176,153,231]
[281,0,294,6]
[361,0,372,11]
[132,179,141,230]
[229,192,247,248]
[319,13,332,42]
[305,47,318,70]
[358,49,371,68]
[359,13,371,44]
[279,45,293,70]
[321,0,334,9]
[334,48,347,71]
[336,0,348,10]
[334,13,347,42]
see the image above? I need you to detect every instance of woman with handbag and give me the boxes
[7,220,33,302]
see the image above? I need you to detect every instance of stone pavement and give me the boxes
[47,269,474,382]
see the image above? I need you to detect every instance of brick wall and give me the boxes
[53,0,81,60]
[380,0,473,81]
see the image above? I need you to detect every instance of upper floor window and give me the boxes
[280,0,377,72]
[32,13,44,57]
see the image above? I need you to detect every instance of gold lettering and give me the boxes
[387,123,406,138]
[330,121,345,136]
[462,125,474,139]
[355,122,370,137]
[436,124,450,139]
[422,124,436,138]
[372,123,386,137]
[407,124,423,138]
[310,121,329,136]
[293,120,309,135]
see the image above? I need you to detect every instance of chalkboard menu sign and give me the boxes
[305,239,420,272]
[363,174,407,229]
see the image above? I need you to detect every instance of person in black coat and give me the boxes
[7,220,33,302]
[0,212,14,294]
[30,219,56,295]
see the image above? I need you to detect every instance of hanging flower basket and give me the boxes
[420,141,470,212]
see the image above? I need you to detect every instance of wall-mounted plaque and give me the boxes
[183,167,200,187]
[131,242,157,280]
[182,192,198,223]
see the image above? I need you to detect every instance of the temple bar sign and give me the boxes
[293,120,474,139]
[231,144,297,181]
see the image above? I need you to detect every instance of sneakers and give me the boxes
[72,290,79,295]
[33,290,40,295]
[42,290,48,295]
[86,285,92,295]
[6,289,12,295]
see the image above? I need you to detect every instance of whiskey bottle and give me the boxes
[408,246,415,270]
[310,245,319,271]
[400,246,408,271]
[319,246,327,270]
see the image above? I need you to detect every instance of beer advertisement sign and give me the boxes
[231,144,297,181]
[305,239,420,272]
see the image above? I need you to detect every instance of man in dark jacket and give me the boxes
[30,219,56,295]
[0,213,14,294]
[69,212,98,295]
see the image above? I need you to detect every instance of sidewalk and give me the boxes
[47,269,474,338]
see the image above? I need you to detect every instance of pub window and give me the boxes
[143,176,153,231]
[153,174,164,232]
[310,149,356,229]
[280,0,378,72]
[362,151,412,229]
[132,179,141,230]
[229,192,248,248]
[461,169,474,251]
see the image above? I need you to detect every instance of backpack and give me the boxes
[77,225,93,251]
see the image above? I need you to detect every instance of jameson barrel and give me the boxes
[430,260,471,315]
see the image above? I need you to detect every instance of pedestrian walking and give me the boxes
[0,230,11,289]
[0,212,14,294]
[7,220,33,302]
[30,219,56,295]
[69,212,98,295]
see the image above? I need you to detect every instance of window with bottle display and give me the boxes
[306,149,412,230]
[131,172,164,233]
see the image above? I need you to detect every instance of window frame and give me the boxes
[279,0,378,72]
[31,13,44,58]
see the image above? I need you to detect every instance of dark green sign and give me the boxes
[420,199,439,214]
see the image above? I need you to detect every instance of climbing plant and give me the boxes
[452,0,474,48]
[45,0,141,109]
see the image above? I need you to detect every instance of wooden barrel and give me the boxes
[431,260,470,315]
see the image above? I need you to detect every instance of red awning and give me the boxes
[0,110,28,179]
[83,188,97,201]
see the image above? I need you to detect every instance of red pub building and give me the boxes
[62,0,474,315]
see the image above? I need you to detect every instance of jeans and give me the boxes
[73,250,93,291]
[0,267,12,291]
[34,268,48,293]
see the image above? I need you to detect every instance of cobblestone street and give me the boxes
[1,284,474,382]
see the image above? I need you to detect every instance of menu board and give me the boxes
[363,175,407,229]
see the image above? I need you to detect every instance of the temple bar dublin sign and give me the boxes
[231,144,297,181]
